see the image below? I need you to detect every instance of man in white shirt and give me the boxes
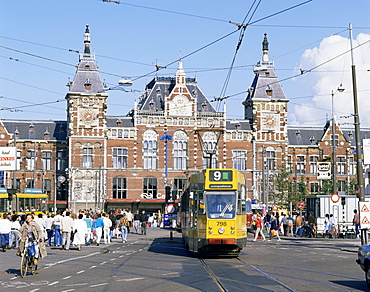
[53,211,63,246]
[0,214,12,252]
[102,213,112,244]
[61,211,74,250]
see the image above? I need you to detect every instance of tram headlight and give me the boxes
[230,226,235,230]
[208,226,213,230]
[230,230,235,234]
[209,230,213,234]
[218,227,225,234]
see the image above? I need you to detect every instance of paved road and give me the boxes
[0,228,367,291]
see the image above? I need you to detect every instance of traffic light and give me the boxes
[7,188,17,201]
[165,186,171,202]
[341,197,346,205]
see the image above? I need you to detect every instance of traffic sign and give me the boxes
[359,201,370,229]
[296,201,305,209]
[331,193,340,203]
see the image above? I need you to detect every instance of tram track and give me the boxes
[199,258,228,292]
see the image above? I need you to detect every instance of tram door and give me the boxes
[188,191,197,252]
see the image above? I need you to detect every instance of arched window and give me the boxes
[143,130,158,170]
[173,131,188,170]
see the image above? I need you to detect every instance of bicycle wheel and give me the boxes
[20,253,28,278]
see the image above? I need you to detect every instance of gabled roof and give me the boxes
[106,116,134,128]
[1,120,67,141]
[226,120,252,131]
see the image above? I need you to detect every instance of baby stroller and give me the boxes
[302,223,314,238]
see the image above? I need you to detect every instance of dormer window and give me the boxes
[201,102,208,111]
[296,130,301,137]
[29,123,34,131]
[309,136,316,145]
[116,119,122,127]
[266,85,272,97]
[348,132,353,140]
[44,128,50,140]
[235,124,241,131]
[149,100,155,110]
[84,79,92,91]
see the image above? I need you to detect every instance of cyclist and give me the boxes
[17,214,47,264]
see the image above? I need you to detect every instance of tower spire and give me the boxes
[84,24,91,55]
[262,33,269,63]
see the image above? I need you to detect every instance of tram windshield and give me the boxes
[205,191,236,219]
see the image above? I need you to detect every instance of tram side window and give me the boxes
[237,191,246,214]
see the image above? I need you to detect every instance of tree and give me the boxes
[273,160,292,205]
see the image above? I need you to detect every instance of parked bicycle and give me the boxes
[20,238,38,277]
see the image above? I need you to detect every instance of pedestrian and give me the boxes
[264,212,271,234]
[133,210,141,234]
[53,211,63,246]
[118,213,129,243]
[280,213,287,236]
[73,214,88,250]
[92,213,104,246]
[9,215,21,249]
[35,213,46,241]
[286,213,294,237]
[84,213,93,244]
[126,209,133,233]
[353,209,360,237]
[252,214,266,241]
[294,213,303,237]
[0,214,11,251]
[323,213,330,237]
[45,214,54,246]
[329,214,337,237]
[269,213,281,241]
[307,211,316,237]
[61,211,74,250]
[139,210,148,235]
[102,213,112,244]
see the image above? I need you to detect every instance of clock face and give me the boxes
[79,109,98,127]
[261,113,278,131]
[169,95,192,116]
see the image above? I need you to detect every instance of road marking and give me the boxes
[10,276,17,280]
[162,272,179,276]
[338,255,348,258]
[117,278,144,282]
[29,289,40,292]
[76,270,85,274]
[48,281,59,286]
[110,258,116,261]
[89,266,96,269]
[119,255,124,258]
[100,261,107,265]
[45,252,100,267]
[63,276,71,280]
[89,283,109,287]
[61,289,75,292]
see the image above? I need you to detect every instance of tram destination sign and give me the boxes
[209,184,233,189]
[209,170,233,181]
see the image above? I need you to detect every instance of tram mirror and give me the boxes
[189,192,194,199]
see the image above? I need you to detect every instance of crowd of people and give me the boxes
[251,211,318,242]
[0,208,163,255]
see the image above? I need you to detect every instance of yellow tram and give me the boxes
[0,189,48,216]
[179,169,247,256]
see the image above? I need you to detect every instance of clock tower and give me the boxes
[65,25,108,210]
[242,34,289,143]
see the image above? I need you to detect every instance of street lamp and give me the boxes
[331,84,345,197]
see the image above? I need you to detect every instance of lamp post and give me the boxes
[349,23,366,245]
[331,84,345,197]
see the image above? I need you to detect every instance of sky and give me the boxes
[1,0,370,128]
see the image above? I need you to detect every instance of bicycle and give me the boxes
[20,238,38,277]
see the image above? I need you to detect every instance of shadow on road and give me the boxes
[331,280,367,291]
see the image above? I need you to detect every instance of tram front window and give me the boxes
[206,192,236,219]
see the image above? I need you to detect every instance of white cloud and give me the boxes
[291,33,370,128]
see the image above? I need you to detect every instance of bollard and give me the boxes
[170,230,173,240]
